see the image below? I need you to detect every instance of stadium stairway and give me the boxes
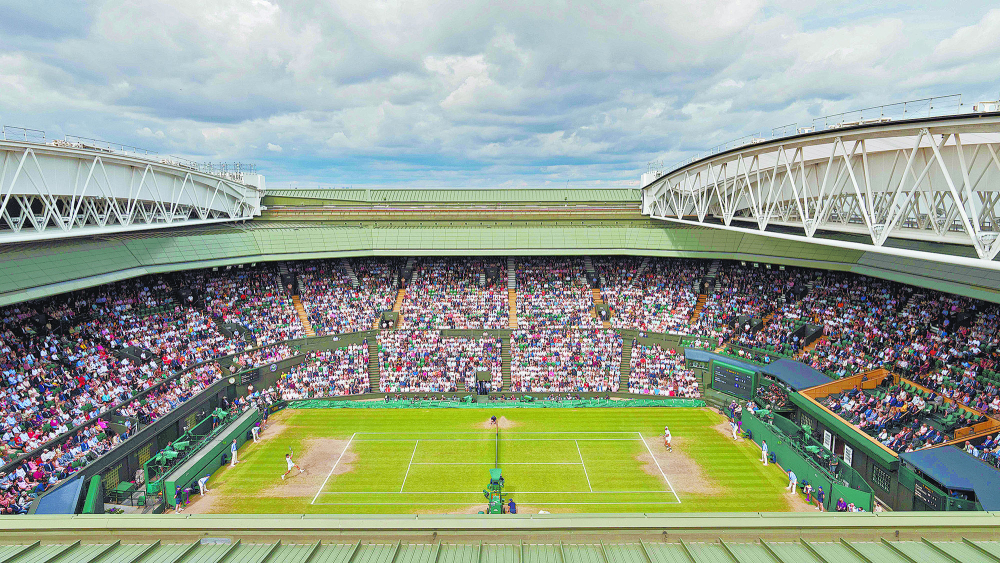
[583,256,599,282]
[507,257,518,328]
[393,288,406,328]
[635,256,651,277]
[798,336,826,359]
[291,295,316,337]
[508,289,518,329]
[501,343,512,391]
[689,294,707,324]
[689,259,720,324]
[368,338,380,392]
[619,336,633,392]
[590,288,612,329]
[342,258,360,289]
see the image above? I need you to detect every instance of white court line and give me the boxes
[313,501,682,506]
[638,432,681,504]
[316,490,667,494]
[575,440,593,492]
[310,432,356,505]
[399,440,419,493]
[348,430,635,437]
[353,438,639,442]
[410,462,582,465]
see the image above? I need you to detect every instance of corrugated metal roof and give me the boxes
[0,540,999,563]
[264,188,641,203]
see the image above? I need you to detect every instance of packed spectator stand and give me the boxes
[293,259,399,335]
[185,266,303,346]
[511,329,622,393]
[399,258,508,329]
[628,343,699,397]
[378,331,503,393]
[2,256,1000,513]
[515,258,601,329]
[597,257,705,333]
[273,346,370,400]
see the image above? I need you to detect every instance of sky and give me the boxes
[1,1,999,189]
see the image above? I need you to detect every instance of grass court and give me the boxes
[192,407,806,514]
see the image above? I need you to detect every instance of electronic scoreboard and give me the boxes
[712,361,756,399]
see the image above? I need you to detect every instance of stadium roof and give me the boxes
[900,446,1000,511]
[761,359,833,391]
[0,219,996,307]
[683,350,759,373]
[4,513,1000,563]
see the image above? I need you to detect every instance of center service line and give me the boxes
[399,440,419,493]
[575,440,593,492]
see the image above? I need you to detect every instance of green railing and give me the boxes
[289,397,706,409]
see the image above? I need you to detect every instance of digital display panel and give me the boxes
[712,361,756,399]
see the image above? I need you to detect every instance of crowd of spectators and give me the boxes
[511,329,621,392]
[273,346,370,399]
[294,259,398,335]
[185,267,303,346]
[596,258,705,333]
[79,277,243,370]
[2,257,1000,514]
[754,381,789,409]
[0,360,226,514]
[628,343,700,397]
[378,331,502,392]
[963,435,1000,469]
[731,318,798,358]
[231,344,297,373]
[691,264,803,343]
[515,258,600,329]
[825,384,947,453]
[400,258,508,329]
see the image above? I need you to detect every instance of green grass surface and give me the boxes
[193,407,803,514]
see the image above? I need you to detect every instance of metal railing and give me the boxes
[2,126,257,184]
[651,93,980,178]
[1,126,45,143]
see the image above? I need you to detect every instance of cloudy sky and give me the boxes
[1,1,999,189]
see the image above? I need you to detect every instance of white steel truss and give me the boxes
[0,140,263,243]
[642,114,1000,270]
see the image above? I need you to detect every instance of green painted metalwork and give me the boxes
[287,398,706,409]
[788,393,899,469]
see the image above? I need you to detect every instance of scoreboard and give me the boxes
[712,361,756,399]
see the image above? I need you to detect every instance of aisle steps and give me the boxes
[635,257,651,277]
[591,288,612,329]
[798,336,827,359]
[393,289,406,328]
[506,257,516,289]
[291,295,315,337]
[619,336,633,392]
[342,259,360,289]
[508,289,518,329]
[501,343,512,392]
[689,295,707,324]
[368,338,381,392]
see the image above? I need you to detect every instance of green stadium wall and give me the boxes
[3,221,999,306]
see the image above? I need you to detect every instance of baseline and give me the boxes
[310,432,356,505]
[638,431,681,503]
